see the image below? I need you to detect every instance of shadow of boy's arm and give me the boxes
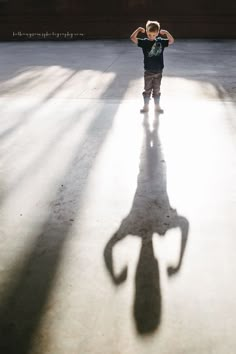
[167,216,189,276]
[103,230,128,285]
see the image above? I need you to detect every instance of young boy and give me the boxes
[130,20,174,113]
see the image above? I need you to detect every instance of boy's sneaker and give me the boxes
[154,104,164,114]
[140,104,149,113]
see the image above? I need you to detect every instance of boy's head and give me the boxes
[146,20,160,40]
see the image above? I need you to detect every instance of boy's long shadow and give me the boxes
[104,112,189,334]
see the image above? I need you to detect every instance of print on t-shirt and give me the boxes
[148,42,162,57]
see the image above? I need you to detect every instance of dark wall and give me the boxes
[0,0,236,39]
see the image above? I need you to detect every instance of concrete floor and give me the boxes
[0,39,236,354]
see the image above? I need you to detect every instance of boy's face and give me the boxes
[146,30,159,41]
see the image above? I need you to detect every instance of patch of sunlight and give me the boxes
[79,71,117,99]
[162,77,224,100]
[0,99,104,225]
[74,102,143,234]
[158,99,236,214]
[111,236,141,283]
[154,228,182,276]
[123,77,144,99]
[0,66,116,99]
[0,66,73,94]
[114,76,228,102]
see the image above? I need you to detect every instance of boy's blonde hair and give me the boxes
[146,20,160,33]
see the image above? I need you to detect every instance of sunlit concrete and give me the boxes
[0,40,236,354]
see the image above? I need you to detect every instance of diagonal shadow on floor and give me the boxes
[0,69,133,354]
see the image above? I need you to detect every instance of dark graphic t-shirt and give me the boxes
[137,37,169,72]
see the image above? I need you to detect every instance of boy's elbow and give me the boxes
[130,37,137,44]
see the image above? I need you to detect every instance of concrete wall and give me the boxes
[0,0,236,39]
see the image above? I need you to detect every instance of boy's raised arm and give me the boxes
[130,27,145,44]
[160,29,175,45]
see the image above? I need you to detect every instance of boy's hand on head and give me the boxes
[130,26,145,44]
[159,29,167,35]
[138,27,145,33]
[159,29,175,44]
